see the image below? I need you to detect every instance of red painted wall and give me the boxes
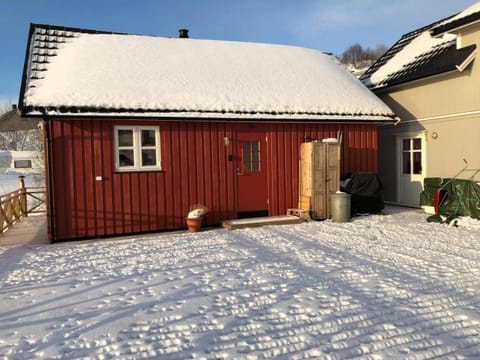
[47,119,378,241]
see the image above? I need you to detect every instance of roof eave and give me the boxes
[457,49,477,72]
[18,23,37,113]
[431,12,480,36]
[21,107,397,124]
[371,68,462,93]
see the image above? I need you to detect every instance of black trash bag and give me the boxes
[342,173,384,215]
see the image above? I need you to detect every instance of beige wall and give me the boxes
[424,115,480,177]
[380,70,478,120]
[375,23,480,202]
[378,116,480,202]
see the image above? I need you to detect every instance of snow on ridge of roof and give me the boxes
[432,1,480,34]
[444,2,480,23]
[21,26,395,121]
[365,31,456,89]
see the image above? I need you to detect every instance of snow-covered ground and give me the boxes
[1,207,480,359]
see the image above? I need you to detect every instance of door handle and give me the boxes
[236,168,244,176]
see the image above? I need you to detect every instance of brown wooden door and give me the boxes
[300,142,340,219]
[236,127,268,218]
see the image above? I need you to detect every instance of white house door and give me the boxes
[397,135,426,206]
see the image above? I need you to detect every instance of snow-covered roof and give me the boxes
[19,24,396,122]
[431,1,480,36]
[361,4,478,90]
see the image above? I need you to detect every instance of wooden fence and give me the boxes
[0,177,46,236]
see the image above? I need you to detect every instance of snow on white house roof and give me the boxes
[362,32,457,89]
[361,3,478,90]
[431,1,480,36]
[371,32,455,84]
[20,24,396,122]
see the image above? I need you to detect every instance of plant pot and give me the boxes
[186,217,202,233]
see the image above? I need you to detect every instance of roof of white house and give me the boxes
[431,1,480,35]
[19,24,396,122]
[361,3,479,90]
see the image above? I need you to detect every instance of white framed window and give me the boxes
[114,126,161,171]
[14,159,33,168]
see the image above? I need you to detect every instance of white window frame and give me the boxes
[114,126,161,172]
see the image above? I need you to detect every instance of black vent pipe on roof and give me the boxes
[179,29,189,38]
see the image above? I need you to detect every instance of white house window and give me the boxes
[114,126,161,171]
[402,137,422,175]
[14,160,33,168]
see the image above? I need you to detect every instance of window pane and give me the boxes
[252,145,259,162]
[251,141,260,171]
[14,160,32,168]
[142,149,157,166]
[141,129,156,147]
[243,142,251,172]
[413,138,421,150]
[403,139,410,151]
[118,129,133,147]
[119,149,134,166]
[413,152,422,174]
[243,142,251,162]
[403,152,411,174]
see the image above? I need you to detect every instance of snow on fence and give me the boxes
[0,177,46,236]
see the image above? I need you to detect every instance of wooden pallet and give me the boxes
[287,208,311,221]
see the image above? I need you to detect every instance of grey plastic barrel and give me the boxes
[330,192,351,222]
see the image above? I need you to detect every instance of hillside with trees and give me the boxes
[338,43,387,76]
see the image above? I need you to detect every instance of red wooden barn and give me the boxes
[19,24,396,242]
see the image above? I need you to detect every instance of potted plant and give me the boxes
[186,205,208,233]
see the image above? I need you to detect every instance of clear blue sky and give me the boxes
[0,0,476,106]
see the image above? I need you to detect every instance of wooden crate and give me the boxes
[286,208,311,221]
[299,142,340,219]
[298,195,311,210]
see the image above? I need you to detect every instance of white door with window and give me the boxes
[397,134,426,206]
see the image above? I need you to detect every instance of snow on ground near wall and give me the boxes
[1,207,480,359]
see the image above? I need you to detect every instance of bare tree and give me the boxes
[339,43,387,68]
[0,102,42,151]
[0,130,42,151]
[0,101,13,115]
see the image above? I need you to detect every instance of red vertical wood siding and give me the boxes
[47,119,377,241]
[265,123,377,216]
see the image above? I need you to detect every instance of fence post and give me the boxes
[0,199,4,237]
[19,175,27,217]
[5,194,13,230]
